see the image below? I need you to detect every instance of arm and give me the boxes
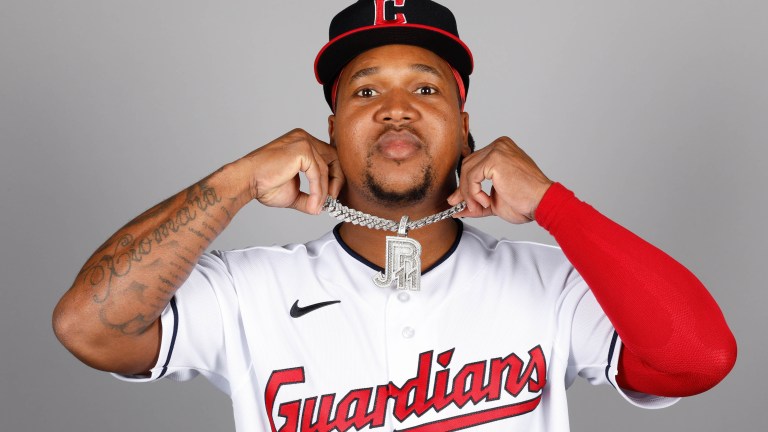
[450,136,736,396]
[535,183,736,396]
[52,129,343,375]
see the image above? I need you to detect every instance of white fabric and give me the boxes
[115,223,678,431]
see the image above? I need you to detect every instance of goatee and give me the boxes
[363,165,434,207]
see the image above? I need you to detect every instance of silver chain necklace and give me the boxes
[322,196,466,291]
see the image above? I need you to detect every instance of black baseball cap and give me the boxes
[314,0,474,109]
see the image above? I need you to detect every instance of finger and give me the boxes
[290,191,314,215]
[327,159,345,198]
[296,146,324,214]
[312,143,330,212]
[316,142,344,199]
[447,188,463,206]
[463,157,493,210]
[457,155,483,213]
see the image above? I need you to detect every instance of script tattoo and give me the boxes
[81,182,223,335]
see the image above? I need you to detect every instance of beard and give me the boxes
[362,163,434,207]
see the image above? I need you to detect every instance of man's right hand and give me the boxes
[240,129,345,214]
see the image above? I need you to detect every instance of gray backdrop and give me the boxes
[2,0,765,431]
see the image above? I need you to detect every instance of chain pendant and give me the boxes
[322,197,466,291]
[373,216,422,291]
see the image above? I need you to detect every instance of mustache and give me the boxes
[377,124,424,144]
[328,125,426,149]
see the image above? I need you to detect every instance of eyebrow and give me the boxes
[348,67,379,83]
[410,63,443,78]
[347,63,444,84]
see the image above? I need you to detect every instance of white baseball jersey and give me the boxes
[116,222,678,431]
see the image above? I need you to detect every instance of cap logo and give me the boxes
[375,0,407,25]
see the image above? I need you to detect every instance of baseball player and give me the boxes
[53,1,736,431]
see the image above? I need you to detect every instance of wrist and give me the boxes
[208,160,254,213]
[528,181,554,221]
[534,182,574,229]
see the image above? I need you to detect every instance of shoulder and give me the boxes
[457,224,581,292]
[211,230,340,265]
[187,230,347,303]
[461,224,568,265]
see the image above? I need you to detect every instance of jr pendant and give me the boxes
[373,216,422,291]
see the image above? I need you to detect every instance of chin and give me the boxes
[364,172,432,206]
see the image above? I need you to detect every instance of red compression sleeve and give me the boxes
[536,183,736,396]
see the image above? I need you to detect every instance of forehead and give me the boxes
[339,44,454,83]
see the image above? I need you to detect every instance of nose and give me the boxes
[375,90,419,124]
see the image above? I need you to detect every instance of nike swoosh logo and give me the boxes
[290,300,341,318]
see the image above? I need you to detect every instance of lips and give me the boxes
[375,130,422,160]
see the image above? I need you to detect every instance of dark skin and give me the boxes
[51,44,552,375]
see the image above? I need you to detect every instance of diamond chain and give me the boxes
[322,196,466,233]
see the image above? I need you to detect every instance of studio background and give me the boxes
[1,0,765,430]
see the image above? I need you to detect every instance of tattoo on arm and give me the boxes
[80,182,230,336]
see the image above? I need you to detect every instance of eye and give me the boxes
[355,88,379,98]
[416,86,438,96]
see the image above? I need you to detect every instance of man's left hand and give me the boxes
[448,136,553,224]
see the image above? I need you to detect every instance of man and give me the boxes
[53,1,736,430]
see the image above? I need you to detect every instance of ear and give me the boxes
[327,114,336,147]
[460,111,471,157]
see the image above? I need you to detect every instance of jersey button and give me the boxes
[402,326,416,339]
[397,292,411,302]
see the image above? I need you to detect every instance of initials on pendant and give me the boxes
[374,236,422,291]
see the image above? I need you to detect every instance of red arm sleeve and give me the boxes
[535,183,736,397]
